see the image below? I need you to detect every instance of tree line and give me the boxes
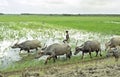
[0,13,120,16]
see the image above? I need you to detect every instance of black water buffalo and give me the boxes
[35,43,72,64]
[74,40,102,59]
[11,40,41,53]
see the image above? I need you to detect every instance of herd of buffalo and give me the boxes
[11,37,120,64]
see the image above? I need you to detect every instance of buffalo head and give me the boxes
[74,46,83,55]
[35,50,44,59]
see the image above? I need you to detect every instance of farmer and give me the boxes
[63,31,70,43]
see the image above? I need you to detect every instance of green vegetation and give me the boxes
[1,52,106,72]
[0,15,119,74]
[0,15,120,34]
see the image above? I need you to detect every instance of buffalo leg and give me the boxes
[113,52,119,61]
[45,55,52,64]
[55,55,57,59]
[69,53,71,58]
[27,50,30,53]
[53,56,56,63]
[95,51,98,57]
[20,49,22,53]
[36,48,38,51]
[99,52,102,57]
[66,51,72,59]
[35,48,38,53]
[66,54,69,60]
[68,55,71,59]
[81,52,84,59]
[89,52,92,58]
[66,54,71,59]
[52,52,56,62]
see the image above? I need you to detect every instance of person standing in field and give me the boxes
[63,31,70,43]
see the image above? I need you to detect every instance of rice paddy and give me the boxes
[0,15,120,73]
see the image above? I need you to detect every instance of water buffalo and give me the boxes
[35,43,72,64]
[11,40,42,53]
[106,46,120,61]
[105,37,120,51]
[74,40,102,59]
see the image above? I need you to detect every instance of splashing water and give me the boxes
[0,40,21,69]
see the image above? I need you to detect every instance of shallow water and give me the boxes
[0,22,118,68]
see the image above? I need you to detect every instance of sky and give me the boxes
[0,0,120,14]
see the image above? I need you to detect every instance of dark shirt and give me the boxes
[63,33,70,43]
[66,33,69,40]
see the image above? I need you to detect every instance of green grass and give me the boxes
[1,51,106,72]
[0,15,119,73]
[0,15,120,34]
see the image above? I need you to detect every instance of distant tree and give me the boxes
[0,13,4,15]
[21,13,31,15]
[63,14,72,16]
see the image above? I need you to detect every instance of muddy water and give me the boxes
[47,65,120,77]
[0,22,118,69]
[8,58,120,77]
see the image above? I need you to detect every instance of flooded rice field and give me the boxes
[0,22,118,69]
